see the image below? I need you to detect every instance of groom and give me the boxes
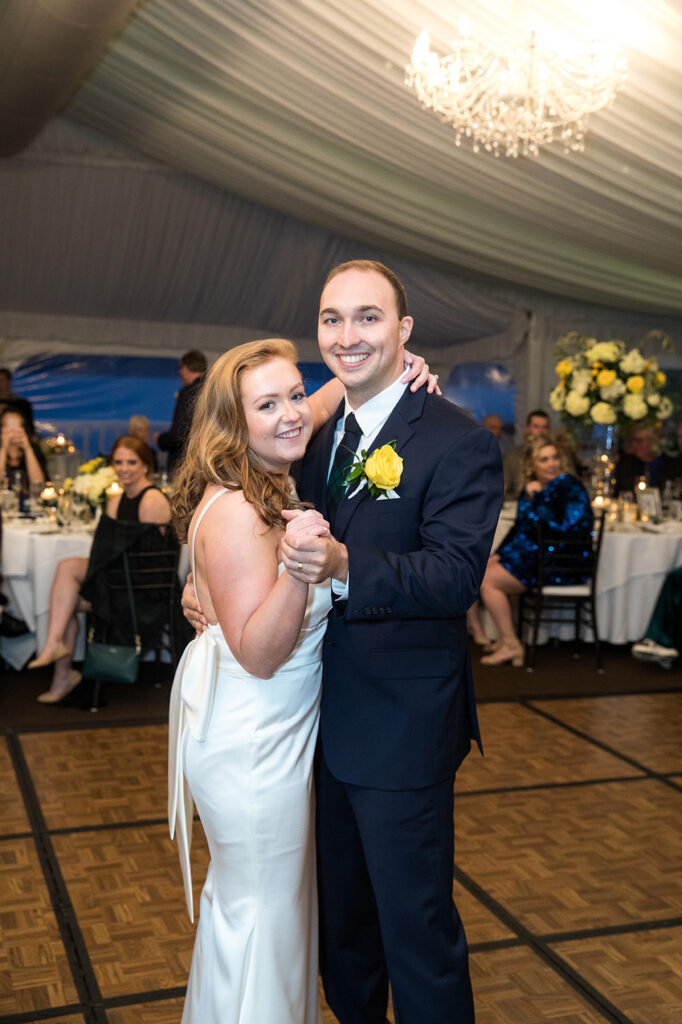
[280,260,502,1023]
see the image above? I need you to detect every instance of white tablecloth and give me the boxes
[595,525,682,643]
[1,520,93,669]
[491,511,682,644]
[1,520,191,669]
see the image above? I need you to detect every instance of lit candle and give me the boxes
[40,484,58,504]
[105,481,124,497]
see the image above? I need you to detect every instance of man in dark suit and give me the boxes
[281,260,502,1023]
[156,350,207,472]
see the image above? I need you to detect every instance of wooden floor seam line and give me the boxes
[5,731,108,1024]
[522,698,682,789]
[453,865,636,1024]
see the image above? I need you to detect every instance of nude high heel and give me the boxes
[480,640,524,667]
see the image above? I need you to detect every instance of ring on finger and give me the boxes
[296,561,303,572]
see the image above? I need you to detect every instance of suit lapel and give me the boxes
[333,388,422,539]
[300,399,344,513]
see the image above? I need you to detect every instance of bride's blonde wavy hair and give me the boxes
[172,338,305,540]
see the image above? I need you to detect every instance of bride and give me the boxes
[169,338,432,1022]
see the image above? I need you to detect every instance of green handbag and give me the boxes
[82,553,142,685]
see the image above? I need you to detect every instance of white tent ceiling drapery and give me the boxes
[1,0,681,422]
[61,0,682,313]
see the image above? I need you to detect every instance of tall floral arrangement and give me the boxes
[549,332,674,434]
[64,457,117,508]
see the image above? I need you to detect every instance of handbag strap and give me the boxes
[122,551,142,654]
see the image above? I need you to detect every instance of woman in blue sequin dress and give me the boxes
[477,435,592,666]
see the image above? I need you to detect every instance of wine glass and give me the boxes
[56,492,73,528]
[1,479,19,517]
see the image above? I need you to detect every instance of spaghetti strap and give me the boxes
[189,488,228,604]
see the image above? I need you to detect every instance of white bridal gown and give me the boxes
[169,489,330,1024]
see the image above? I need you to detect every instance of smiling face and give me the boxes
[112,445,149,493]
[533,444,561,487]
[317,268,414,408]
[240,357,313,474]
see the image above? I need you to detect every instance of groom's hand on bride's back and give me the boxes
[182,573,209,633]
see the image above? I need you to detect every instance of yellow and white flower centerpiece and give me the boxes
[550,332,674,434]
[64,457,117,510]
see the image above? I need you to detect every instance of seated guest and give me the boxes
[483,413,511,454]
[632,568,682,668]
[469,435,592,666]
[0,408,46,486]
[555,428,586,479]
[28,435,171,703]
[614,426,682,494]
[503,408,551,499]
[128,414,159,472]
[0,367,35,434]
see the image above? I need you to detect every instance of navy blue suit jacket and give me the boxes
[296,386,503,791]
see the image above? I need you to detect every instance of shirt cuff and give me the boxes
[331,574,349,600]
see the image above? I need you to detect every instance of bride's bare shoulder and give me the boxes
[192,485,273,545]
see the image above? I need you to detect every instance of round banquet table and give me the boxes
[491,507,682,644]
[1,519,93,669]
[1,519,191,669]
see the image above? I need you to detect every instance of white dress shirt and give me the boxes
[328,374,408,596]
[328,374,408,479]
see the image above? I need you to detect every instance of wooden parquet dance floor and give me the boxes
[1,688,681,1023]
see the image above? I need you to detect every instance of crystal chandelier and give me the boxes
[405,13,627,158]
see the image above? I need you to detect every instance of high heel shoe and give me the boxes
[37,671,82,704]
[480,641,524,667]
[28,642,71,669]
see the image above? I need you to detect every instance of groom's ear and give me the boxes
[399,316,414,343]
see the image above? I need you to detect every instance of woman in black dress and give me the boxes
[28,436,170,702]
[0,408,46,488]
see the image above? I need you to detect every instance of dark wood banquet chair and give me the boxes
[87,539,183,710]
[517,511,606,672]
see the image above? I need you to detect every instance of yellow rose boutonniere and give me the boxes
[345,441,403,498]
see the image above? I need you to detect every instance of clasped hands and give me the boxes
[181,508,347,634]
[280,508,348,586]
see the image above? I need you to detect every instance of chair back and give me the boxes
[536,511,605,591]
[105,535,181,653]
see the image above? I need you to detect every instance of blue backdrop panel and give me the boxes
[14,352,334,434]
[444,362,515,426]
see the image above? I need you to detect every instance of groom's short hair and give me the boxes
[323,260,408,320]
